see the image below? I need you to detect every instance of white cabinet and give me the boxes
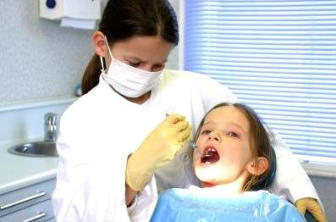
[0,178,55,222]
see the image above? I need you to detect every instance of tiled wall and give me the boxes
[0,0,92,106]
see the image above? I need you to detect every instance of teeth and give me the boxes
[201,146,220,164]
[204,147,217,154]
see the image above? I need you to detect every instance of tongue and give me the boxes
[201,150,220,164]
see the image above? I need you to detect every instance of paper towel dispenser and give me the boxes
[40,0,100,20]
[39,0,101,29]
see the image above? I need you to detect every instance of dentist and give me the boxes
[52,0,325,221]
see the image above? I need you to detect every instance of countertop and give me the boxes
[0,140,58,195]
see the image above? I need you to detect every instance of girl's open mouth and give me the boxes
[201,146,220,164]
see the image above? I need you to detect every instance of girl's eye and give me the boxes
[227,131,239,138]
[201,129,212,135]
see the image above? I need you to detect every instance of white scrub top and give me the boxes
[52,69,319,222]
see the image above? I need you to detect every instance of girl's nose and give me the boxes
[208,131,220,141]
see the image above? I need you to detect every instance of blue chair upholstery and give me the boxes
[150,189,306,222]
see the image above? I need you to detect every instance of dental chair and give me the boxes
[251,148,315,222]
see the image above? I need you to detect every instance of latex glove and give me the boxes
[126,114,192,191]
[295,198,327,222]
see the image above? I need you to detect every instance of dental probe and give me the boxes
[190,142,198,149]
[189,142,202,155]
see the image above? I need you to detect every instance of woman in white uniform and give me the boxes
[52,0,325,221]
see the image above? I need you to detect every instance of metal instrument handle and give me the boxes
[0,192,46,210]
[22,212,46,222]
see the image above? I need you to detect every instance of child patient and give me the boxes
[150,102,305,222]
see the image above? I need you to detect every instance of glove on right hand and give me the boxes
[295,198,327,222]
[126,114,192,191]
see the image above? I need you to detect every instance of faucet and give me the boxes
[44,112,58,142]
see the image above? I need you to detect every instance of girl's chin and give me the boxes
[195,165,221,183]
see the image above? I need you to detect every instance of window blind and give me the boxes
[184,0,336,164]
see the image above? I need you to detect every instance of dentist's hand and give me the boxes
[295,198,327,222]
[126,114,192,191]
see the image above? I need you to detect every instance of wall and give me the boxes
[0,99,75,145]
[310,176,336,221]
[0,0,92,106]
[0,0,179,107]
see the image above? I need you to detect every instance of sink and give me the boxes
[8,141,58,157]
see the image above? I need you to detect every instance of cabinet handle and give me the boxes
[0,192,46,210]
[22,212,46,222]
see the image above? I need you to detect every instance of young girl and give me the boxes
[150,103,307,221]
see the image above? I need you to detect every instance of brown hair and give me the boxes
[82,0,179,94]
[194,102,276,191]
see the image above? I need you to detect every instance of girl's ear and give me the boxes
[92,31,107,57]
[247,157,269,176]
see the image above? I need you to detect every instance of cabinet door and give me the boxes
[0,178,55,217]
[0,199,54,222]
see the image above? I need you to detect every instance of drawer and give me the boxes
[0,179,56,217]
[0,199,54,222]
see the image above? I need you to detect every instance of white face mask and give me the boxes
[100,37,163,98]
